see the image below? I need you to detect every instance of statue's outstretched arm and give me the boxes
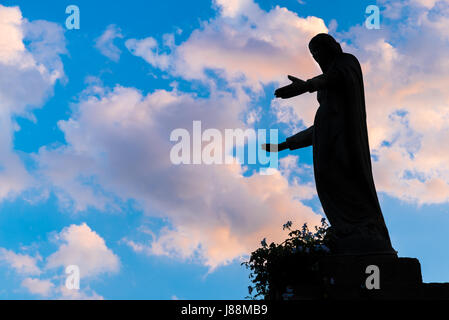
[276,67,342,98]
[262,126,314,153]
[306,67,342,93]
[275,75,309,99]
[285,126,314,150]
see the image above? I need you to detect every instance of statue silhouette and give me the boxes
[263,33,396,255]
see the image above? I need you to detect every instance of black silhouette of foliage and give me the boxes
[242,218,330,300]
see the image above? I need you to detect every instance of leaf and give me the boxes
[244,218,330,299]
[283,221,293,230]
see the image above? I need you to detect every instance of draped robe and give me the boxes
[286,53,395,255]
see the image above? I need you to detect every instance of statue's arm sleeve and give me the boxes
[286,126,314,150]
[305,67,342,93]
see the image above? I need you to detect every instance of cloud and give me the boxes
[57,285,104,300]
[328,0,449,205]
[0,4,65,201]
[124,165,319,269]
[411,0,445,8]
[35,0,449,271]
[2,0,449,296]
[21,278,54,297]
[1,224,118,299]
[95,24,124,62]
[0,5,25,63]
[46,223,120,278]
[36,82,320,269]
[232,0,449,206]
[127,0,327,91]
[0,248,41,275]
[32,0,331,269]
[125,37,170,70]
[0,5,65,115]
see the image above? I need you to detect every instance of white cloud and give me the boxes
[0,5,65,115]
[125,37,170,70]
[2,224,118,299]
[35,0,449,271]
[95,24,124,62]
[21,278,54,297]
[326,1,449,205]
[0,5,25,63]
[57,285,104,300]
[36,82,320,269]
[46,223,120,278]
[0,248,41,275]
[411,0,446,8]
[33,0,330,269]
[212,0,259,18]
[244,0,449,206]
[0,4,65,201]
[127,0,327,91]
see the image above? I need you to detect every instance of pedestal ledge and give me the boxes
[277,255,449,300]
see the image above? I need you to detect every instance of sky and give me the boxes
[0,0,449,300]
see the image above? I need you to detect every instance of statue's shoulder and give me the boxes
[335,53,362,73]
[338,53,360,65]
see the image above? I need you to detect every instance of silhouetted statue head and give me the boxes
[309,33,343,72]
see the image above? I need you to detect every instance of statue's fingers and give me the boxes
[275,87,287,97]
[288,75,300,82]
[281,87,296,98]
[276,84,294,97]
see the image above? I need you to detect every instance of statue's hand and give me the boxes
[262,144,277,152]
[275,75,308,99]
[262,142,288,153]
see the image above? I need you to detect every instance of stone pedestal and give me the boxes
[278,255,449,300]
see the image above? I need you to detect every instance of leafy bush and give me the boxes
[242,218,331,300]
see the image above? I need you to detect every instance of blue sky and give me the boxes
[0,0,449,299]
